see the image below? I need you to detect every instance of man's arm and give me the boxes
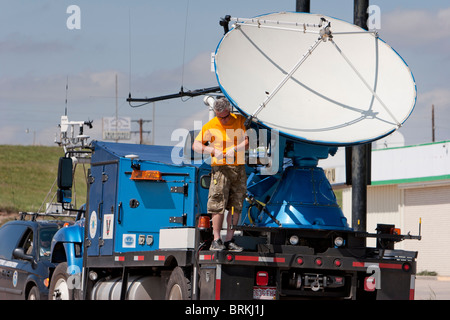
[192,139,213,154]
[192,140,223,159]
[237,136,249,152]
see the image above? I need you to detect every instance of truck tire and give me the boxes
[49,262,81,300]
[27,286,40,300]
[165,267,191,300]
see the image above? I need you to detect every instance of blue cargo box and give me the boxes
[86,141,208,256]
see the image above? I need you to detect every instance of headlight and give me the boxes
[89,271,98,281]
[334,236,344,247]
[289,235,299,245]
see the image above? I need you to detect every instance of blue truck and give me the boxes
[48,134,419,300]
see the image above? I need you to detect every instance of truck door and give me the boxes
[10,228,35,299]
[87,161,118,257]
[114,165,194,252]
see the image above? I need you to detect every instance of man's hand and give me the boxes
[212,148,224,162]
[225,147,236,164]
[225,147,236,158]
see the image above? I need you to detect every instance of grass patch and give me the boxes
[417,270,438,277]
[0,145,88,213]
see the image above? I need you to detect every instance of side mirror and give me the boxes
[57,189,72,204]
[13,248,36,266]
[57,157,73,204]
[200,174,211,189]
[57,157,73,190]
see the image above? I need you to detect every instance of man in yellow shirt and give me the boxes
[192,97,248,251]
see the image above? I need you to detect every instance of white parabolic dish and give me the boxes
[214,12,417,146]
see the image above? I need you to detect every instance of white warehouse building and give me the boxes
[320,139,450,276]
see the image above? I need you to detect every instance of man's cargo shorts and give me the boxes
[207,165,247,215]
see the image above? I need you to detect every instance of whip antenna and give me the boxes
[65,76,69,116]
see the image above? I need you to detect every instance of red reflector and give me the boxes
[334,259,342,267]
[334,276,344,284]
[226,254,233,262]
[403,263,411,272]
[297,257,304,265]
[256,271,269,286]
[315,258,323,266]
[364,277,376,292]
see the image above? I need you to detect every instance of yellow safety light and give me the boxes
[130,170,162,181]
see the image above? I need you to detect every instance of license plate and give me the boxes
[253,286,277,300]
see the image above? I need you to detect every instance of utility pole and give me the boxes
[351,0,370,237]
[354,0,369,30]
[432,104,435,142]
[296,0,310,12]
[131,119,152,144]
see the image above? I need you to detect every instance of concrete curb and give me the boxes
[416,276,450,281]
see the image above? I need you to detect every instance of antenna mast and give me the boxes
[65,76,69,116]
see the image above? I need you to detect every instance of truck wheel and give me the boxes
[27,286,40,300]
[165,267,191,300]
[49,262,80,300]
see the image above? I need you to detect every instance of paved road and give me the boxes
[415,277,450,300]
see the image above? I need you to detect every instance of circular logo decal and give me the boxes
[12,271,18,287]
[89,211,97,239]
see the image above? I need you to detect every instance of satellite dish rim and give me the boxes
[214,12,417,146]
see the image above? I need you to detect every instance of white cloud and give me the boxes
[420,88,450,111]
[0,51,217,146]
[375,7,450,144]
[398,86,450,144]
[381,7,450,49]
[0,70,127,105]
[131,51,216,96]
[437,7,450,30]
[0,33,72,55]
[0,50,214,107]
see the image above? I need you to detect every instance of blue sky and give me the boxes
[1,0,449,147]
